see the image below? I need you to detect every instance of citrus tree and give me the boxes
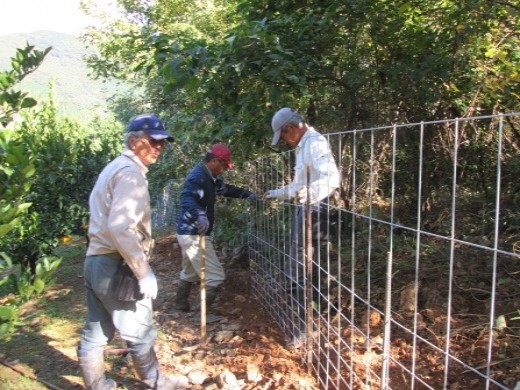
[0,44,49,338]
[0,44,122,339]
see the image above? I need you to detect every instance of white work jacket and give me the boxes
[270,127,340,205]
[86,149,153,279]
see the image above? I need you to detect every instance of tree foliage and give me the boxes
[82,0,519,249]
[2,93,122,275]
[0,43,124,339]
[0,44,43,254]
[0,44,48,339]
[84,0,518,139]
[0,43,51,126]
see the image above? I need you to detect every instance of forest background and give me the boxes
[0,0,518,352]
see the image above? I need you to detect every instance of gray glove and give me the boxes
[196,213,210,234]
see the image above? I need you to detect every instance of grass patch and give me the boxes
[0,238,88,389]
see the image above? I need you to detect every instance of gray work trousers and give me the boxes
[79,254,157,357]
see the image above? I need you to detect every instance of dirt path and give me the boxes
[0,236,317,389]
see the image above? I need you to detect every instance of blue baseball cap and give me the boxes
[127,114,174,142]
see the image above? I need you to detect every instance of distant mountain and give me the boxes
[0,31,126,122]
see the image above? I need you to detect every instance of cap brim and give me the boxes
[215,155,234,170]
[148,131,174,142]
[271,130,281,145]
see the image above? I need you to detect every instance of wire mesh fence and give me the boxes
[154,113,520,389]
[152,179,183,232]
[246,113,520,390]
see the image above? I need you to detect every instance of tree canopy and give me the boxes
[83,0,519,155]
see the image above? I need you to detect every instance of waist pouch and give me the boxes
[113,262,143,301]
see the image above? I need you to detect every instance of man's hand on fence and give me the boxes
[297,186,316,204]
[196,213,210,234]
[264,190,281,200]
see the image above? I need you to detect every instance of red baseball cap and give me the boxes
[208,143,234,170]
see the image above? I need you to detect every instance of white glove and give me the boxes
[264,190,280,200]
[297,186,316,204]
[138,271,158,300]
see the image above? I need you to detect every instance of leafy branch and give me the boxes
[0,43,51,126]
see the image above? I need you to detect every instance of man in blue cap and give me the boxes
[78,114,188,389]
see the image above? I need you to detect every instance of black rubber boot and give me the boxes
[193,285,223,324]
[132,348,188,389]
[174,280,192,312]
[77,347,117,390]
[206,285,218,307]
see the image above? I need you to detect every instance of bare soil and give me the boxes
[0,236,317,389]
[2,234,518,389]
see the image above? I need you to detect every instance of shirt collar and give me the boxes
[296,126,315,149]
[200,161,217,181]
[122,149,149,175]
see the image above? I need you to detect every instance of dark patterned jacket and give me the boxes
[176,162,253,236]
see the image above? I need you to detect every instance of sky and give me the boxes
[0,0,119,36]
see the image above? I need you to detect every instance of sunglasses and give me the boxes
[142,136,167,148]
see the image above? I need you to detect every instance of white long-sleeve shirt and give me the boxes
[270,127,340,205]
[86,149,153,279]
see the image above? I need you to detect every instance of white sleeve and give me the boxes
[305,136,340,203]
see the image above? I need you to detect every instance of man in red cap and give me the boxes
[175,143,256,322]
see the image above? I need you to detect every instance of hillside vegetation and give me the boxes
[0,31,124,121]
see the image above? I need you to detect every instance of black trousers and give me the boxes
[284,204,329,328]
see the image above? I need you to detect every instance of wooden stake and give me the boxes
[200,234,207,346]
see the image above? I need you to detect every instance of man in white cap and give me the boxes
[78,114,188,389]
[265,107,340,349]
[175,143,257,322]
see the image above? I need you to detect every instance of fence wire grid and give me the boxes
[154,113,520,390]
